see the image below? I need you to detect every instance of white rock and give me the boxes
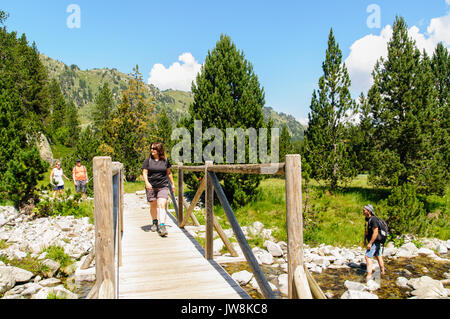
[438,244,448,255]
[9,267,34,283]
[417,248,436,257]
[408,276,447,298]
[396,242,418,258]
[396,277,410,289]
[344,280,366,291]
[248,221,264,237]
[213,238,225,256]
[39,278,61,287]
[341,290,378,299]
[277,274,288,296]
[232,270,253,286]
[366,279,380,291]
[264,241,283,257]
[252,247,274,265]
[0,266,15,294]
[74,267,96,282]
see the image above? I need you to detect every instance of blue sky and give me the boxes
[1,0,449,122]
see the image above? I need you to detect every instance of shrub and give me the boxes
[377,183,429,237]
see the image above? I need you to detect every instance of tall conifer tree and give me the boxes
[303,29,356,189]
[367,16,447,194]
[181,34,267,207]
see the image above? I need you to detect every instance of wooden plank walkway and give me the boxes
[118,198,250,299]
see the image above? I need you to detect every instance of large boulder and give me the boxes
[37,133,54,165]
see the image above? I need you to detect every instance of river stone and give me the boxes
[9,267,34,283]
[396,242,419,258]
[39,278,61,287]
[341,290,378,299]
[0,266,15,294]
[232,270,253,285]
[41,259,61,278]
[344,280,366,291]
[264,241,283,257]
[213,238,224,256]
[248,221,264,237]
[417,248,436,257]
[366,279,380,291]
[20,283,42,296]
[408,276,446,298]
[438,244,448,254]
[75,267,96,282]
[253,247,274,265]
[276,274,288,296]
[396,277,410,289]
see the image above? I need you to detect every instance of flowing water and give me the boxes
[223,255,450,299]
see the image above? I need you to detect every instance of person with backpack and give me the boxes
[72,159,88,200]
[363,204,386,281]
[142,142,175,237]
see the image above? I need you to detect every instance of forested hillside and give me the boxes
[39,54,305,140]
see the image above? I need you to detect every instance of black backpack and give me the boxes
[373,216,389,244]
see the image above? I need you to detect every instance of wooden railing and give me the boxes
[171,154,325,299]
[88,157,124,299]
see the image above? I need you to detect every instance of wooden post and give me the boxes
[177,162,184,226]
[93,156,116,299]
[285,154,303,299]
[204,161,214,260]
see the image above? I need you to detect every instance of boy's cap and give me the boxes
[364,204,374,214]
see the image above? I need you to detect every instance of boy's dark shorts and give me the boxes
[146,187,169,202]
[53,185,64,191]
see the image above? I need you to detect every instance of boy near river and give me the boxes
[363,204,386,281]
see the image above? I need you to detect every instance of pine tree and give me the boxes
[431,43,449,182]
[92,82,114,131]
[279,125,292,163]
[181,34,267,207]
[101,65,156,181]
[367,16,447,194]
[155,109,173,153]
[65,100,80,146]
[303,29,356,190]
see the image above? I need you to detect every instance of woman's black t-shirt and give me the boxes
[142,158,172,188]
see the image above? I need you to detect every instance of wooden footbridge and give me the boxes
[87,155,326,299]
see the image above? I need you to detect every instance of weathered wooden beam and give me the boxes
[285,154,303,299]
[305,266,327,299]
[204,161,214,260]
[208,171,276,299]
[93,156,116,299]
[208,163,285,175]
[171,163,285,175]
[294,265,312,299]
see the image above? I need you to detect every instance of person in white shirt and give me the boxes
[50,161,70,199]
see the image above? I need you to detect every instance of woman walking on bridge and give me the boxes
[142,142,175,237]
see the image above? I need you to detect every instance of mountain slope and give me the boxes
[40,54,304,140]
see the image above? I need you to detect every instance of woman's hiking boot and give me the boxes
[158,224,168,237]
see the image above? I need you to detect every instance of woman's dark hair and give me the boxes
[149,142,166,160]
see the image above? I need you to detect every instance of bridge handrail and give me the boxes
[173,155,323,299]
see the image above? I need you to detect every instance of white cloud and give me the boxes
[345,12,450,95]
[148,52,202,91]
